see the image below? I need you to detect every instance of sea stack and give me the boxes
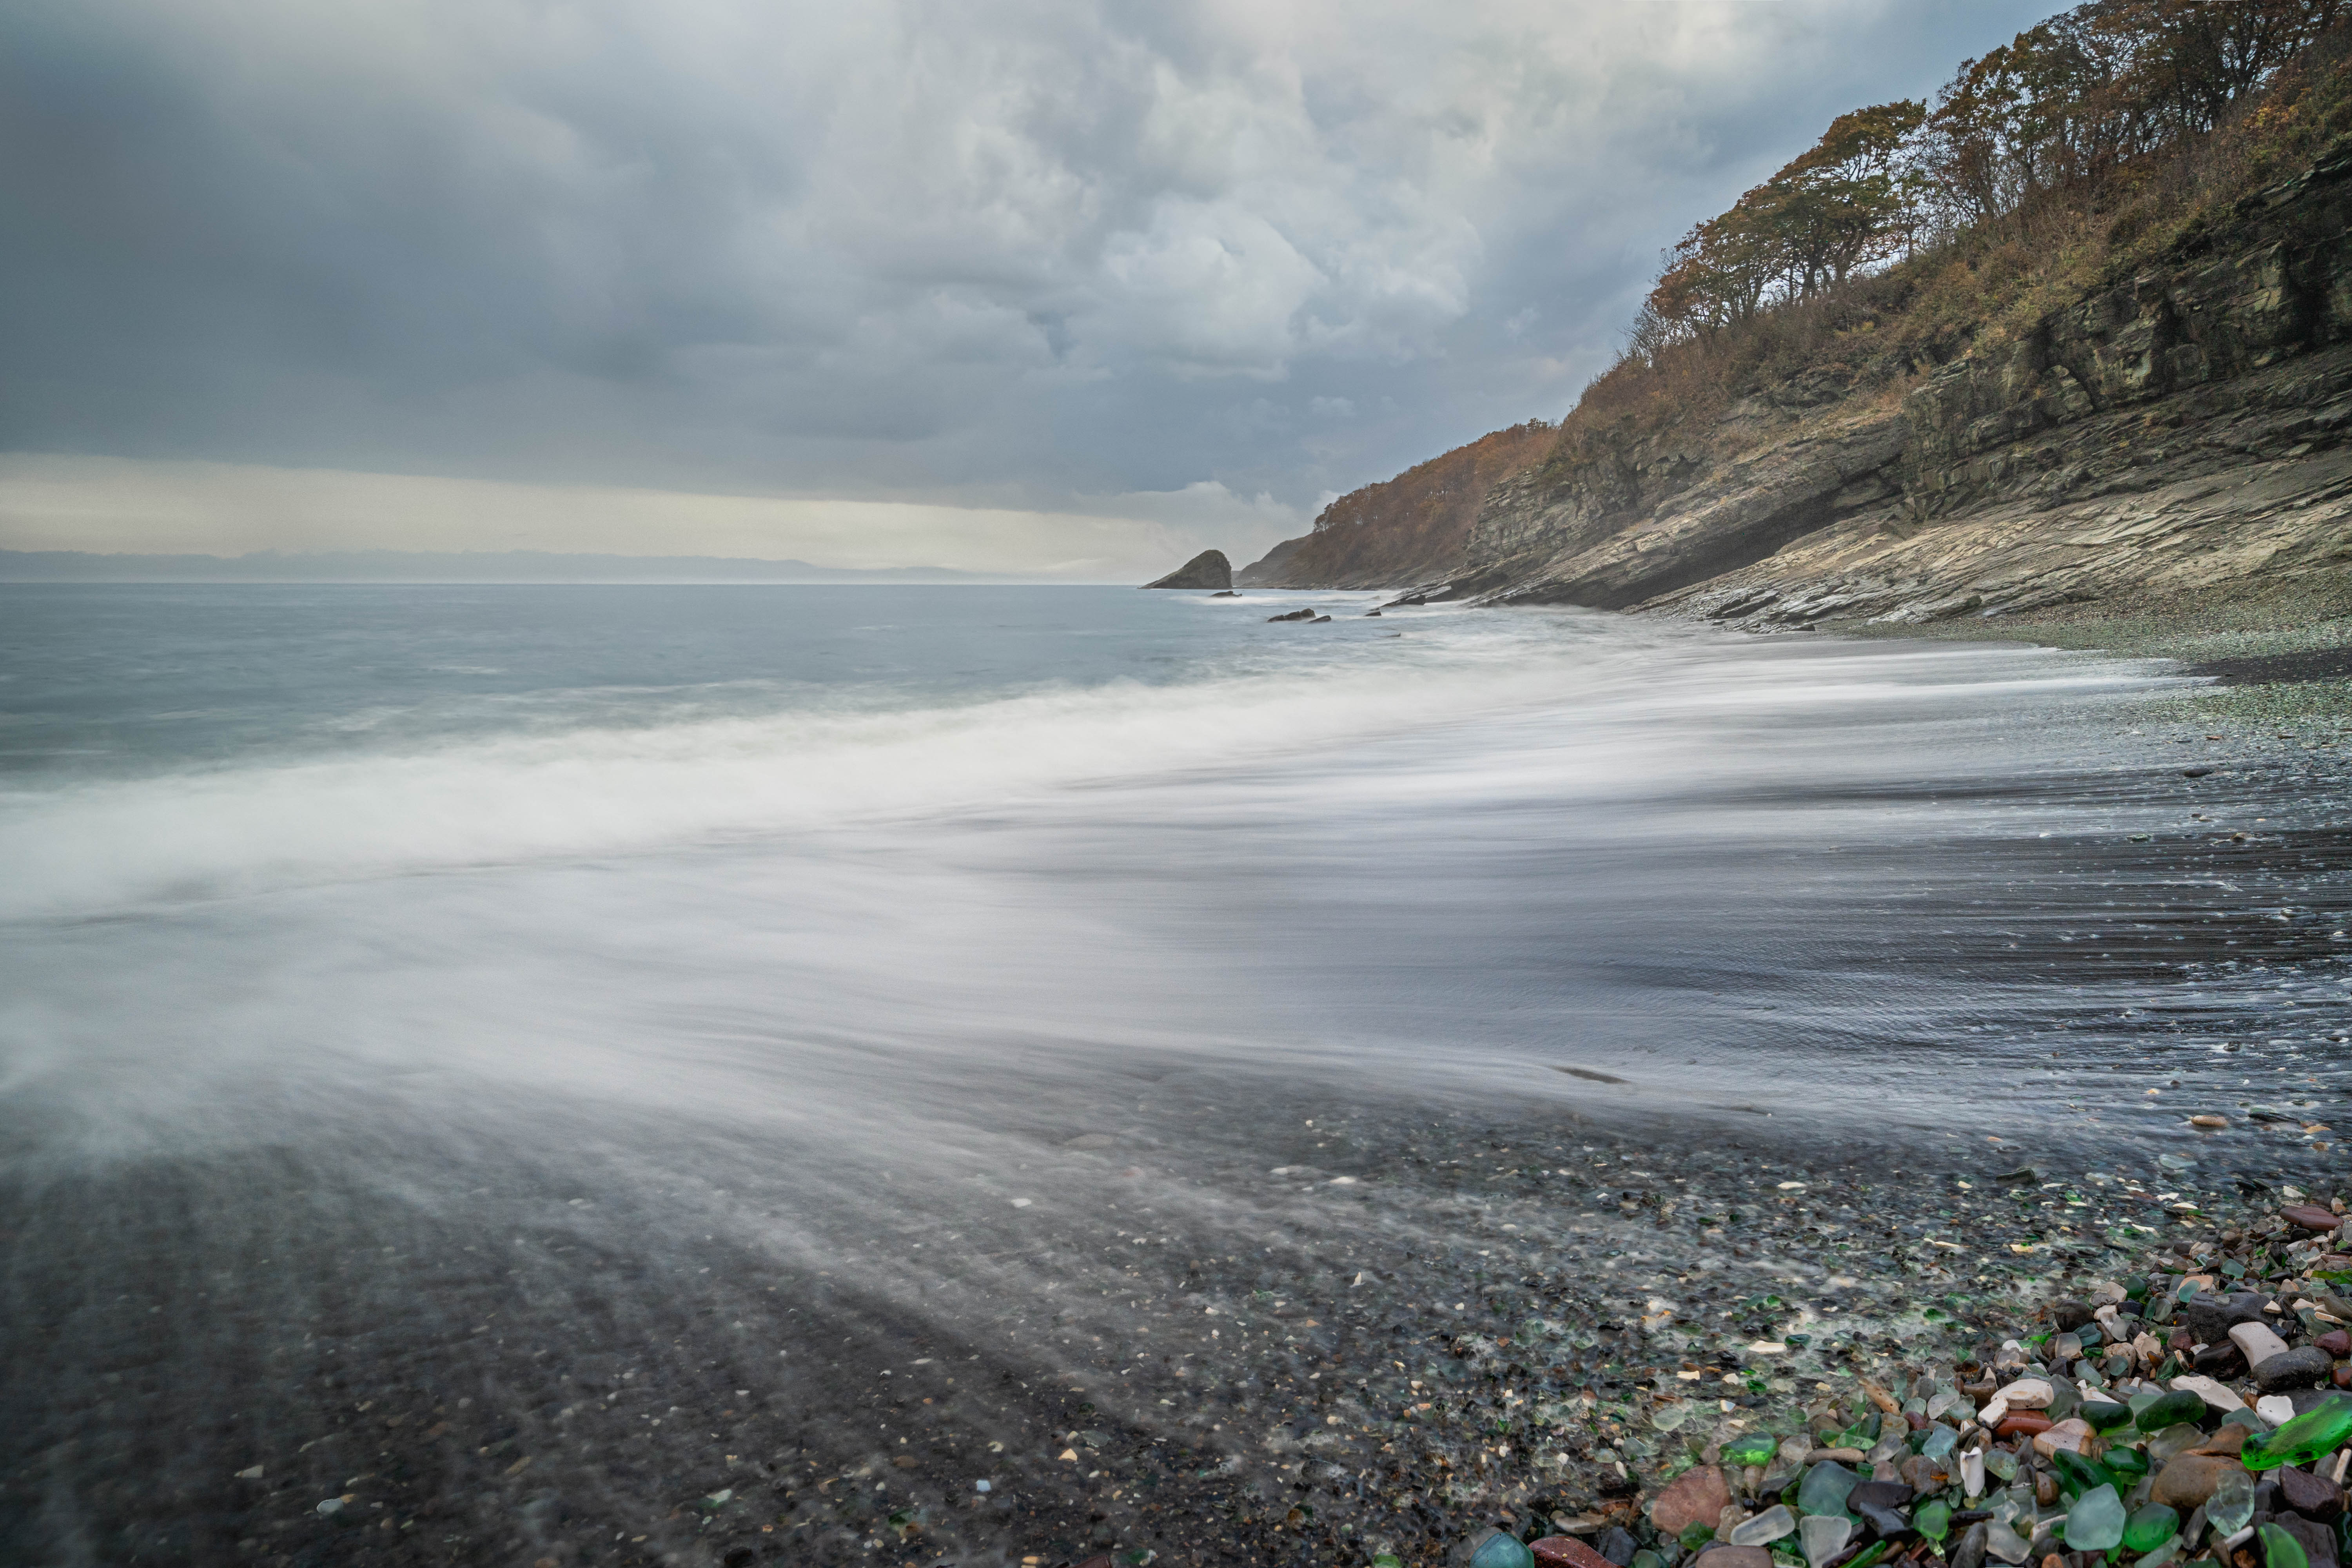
[1140,550,1232,590]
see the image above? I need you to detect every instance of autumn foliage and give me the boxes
[1279,422,1558,585]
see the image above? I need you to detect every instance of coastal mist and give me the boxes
[2,586,2343,1564]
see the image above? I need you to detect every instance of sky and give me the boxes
[0,0,2052,578]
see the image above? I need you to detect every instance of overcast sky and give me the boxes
[0,0,2048,575]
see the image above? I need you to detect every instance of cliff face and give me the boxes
[1455,138,2352,623]
[1278,136,2352,627]
[1237,422,1554,588]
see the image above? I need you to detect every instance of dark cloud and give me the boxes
[0,0,2052,535]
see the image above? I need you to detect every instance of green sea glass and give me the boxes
[2240,1393,2352,1472]
[1915,1498,1952,1543]
[2083,1400,2134,1432]
[2137,1390,2208,1432]
[2259,1523,2309,1568]
[2123,1504,2181,1554]
[1798,1460,1859,1518]
[1725,1432,1780,1467]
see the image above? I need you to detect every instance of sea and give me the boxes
[0,583,2343,1562]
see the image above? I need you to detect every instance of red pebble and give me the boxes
[2280,1203,2343,1232]
[1998,1413,2055,1437]
[1534,1538,1615,1568]
[2316,1329,2350,1358]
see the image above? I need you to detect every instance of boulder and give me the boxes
[1142,550,1233,590]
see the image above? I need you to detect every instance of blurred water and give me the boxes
[6,584,2348,1562]
[2,583,2343,1159]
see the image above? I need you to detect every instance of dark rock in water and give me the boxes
[1267,608,1317,622]
[2276,1465,2343,1521]
[2051,1299,2096,1332]
[2182,767,2214,779]
[2259,1348,2336,1392]
[1210,589,1240,597]
[1365,609,1383,615]
[1142,550,1232,590]
[1308,614,1331,622]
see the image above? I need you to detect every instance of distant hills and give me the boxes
[0,549,1016,583]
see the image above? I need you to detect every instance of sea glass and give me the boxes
[1985,1519,2033,1564]
[1800,1514,1853,1568]
[1731,1506,1795,1546]
[1470,1531,1536,1568]
[2123,1503,2181,1554]
[2083,1400,2135,1433]
[2206,1472,2256,1539]
[2239,1393,2352,1472]
[1724,1432,1779,1467]
[2258,1522,2309,1568]
[1798,1460,1859,1518]
[2065,1485,2126,1552]
[1915,1498,1952,1543]
[2138,1390,2207,1432]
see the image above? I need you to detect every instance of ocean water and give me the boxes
[2,584,2345,1561]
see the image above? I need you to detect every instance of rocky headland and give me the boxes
[1241,32,2352,696]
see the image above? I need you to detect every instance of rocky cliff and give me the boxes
[1237,422,1554,588]
[1264,133,2352,631]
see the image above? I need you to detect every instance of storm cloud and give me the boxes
[1,0,2047,564]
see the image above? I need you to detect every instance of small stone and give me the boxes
[2275,1466,2345,1521]
[1653,1466,1732,1538]
[1600,1527,1639,1565]
[2258,1395,2300,1426]
[2193,1423,2250,1457]
[1729,1506,1795,1547]
[1533,1541,1613,1568]
[2153,1454,2250,1510]
[1692,1549,1772,1568]
[1952,1521,1989,1568]
[1798,1514,1852,1568]
[2053,1301,2098,1332]
[1543,1533,1618,1568]
[2033,1417,2094,1458]
[234,1465,264,1480]
[2281,1206,2343,1234]
[2258,1348,2334,1392]
[2232,1323,2294,1369]
[2316,1330,2350,1357]
[2065,1485,2127,1552]
[1994,1377,2055,1410]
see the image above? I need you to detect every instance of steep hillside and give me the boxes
[1236,422,1553,588]
[1260,7,2352,635]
